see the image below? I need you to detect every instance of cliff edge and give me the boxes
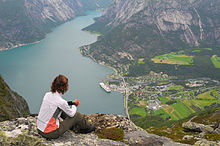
[0,75,30,122]
[0,113,189,146]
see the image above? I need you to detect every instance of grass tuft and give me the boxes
[98,127,124,142]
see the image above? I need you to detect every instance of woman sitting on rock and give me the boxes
[37,74,95,139]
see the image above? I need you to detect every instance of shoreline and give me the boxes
[0,10,104,52]
[79,46,129,117]
[0,40,42,52]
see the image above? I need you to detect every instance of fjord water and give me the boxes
[0,11,124,115]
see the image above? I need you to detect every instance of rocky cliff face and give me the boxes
[0,75,30,122]
[0,0,110,50]
[0,113,189,146]
[82,0,220,65]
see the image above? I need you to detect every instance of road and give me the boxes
[119,74,130,120]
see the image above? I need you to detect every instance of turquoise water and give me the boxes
[0,11,124,115]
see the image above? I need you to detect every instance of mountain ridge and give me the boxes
[0,0,111,50]
[80,0,220,79]
[82,0,220,63]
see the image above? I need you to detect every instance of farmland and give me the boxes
[126,78,220,128]
[151,51,194,65]
[211,55,220,68]
[138,58,145,64]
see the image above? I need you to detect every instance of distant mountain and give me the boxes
[82,0,220,65]
[0,0,111,50]
[0,75,29,121]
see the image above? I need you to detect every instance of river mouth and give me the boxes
[0,11,125,115]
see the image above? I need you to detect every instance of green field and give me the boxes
[192,50,201,53]
[158,97,169,104]
[169,85,184,90]
[182,99,196,113]
[151,95,219,122]
[129,107,146,117]
[205,48,213,51]
[153,108,170,120]
[155,89,220,121]
[191,99,220,109]
[171,102,191,118]
[173,111,181,119]
[138,58,145,64]
[151,52,194,65]
[162,106,179,120]
[156,82,170,85]
[211,55,220,68]
[196,90,216,100]
[138,100,147,107]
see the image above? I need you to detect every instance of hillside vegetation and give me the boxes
[0,75,29,121]
[81,0,220,80]
[0,0,111,50]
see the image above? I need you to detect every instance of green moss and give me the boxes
[204,133,220,141]
[146,121,198,145]
[98,127,124,142]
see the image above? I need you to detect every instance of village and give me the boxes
[103,72,220,122]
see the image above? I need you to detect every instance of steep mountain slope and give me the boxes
[0,75,29,122]
[82,0,220,65]
[0,0,111,50]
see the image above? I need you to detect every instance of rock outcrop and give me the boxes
[182,122,217,134]
[0,113,189,146]
[0,0,110,50]
[181,116,220,145]
[195,139,220,146]
[0,75,30,122]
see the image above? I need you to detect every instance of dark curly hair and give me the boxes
[51,75,68,94]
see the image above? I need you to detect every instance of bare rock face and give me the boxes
[24,0,83,25]
[83,0,220,66]
[0,114,189,146]
[102,0,149,26]
[98,0,219,46]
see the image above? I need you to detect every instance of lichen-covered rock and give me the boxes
[182,122,214,133]
[0,114,190,146]
[194,139,220,146]
[182,135,194,141]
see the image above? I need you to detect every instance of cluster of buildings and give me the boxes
[146,99,162,111]
[185,80,207,87]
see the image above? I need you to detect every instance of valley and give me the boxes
[80,0,220,144]
[0,0,219,145]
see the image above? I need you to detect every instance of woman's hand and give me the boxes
[73,99,80,106]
